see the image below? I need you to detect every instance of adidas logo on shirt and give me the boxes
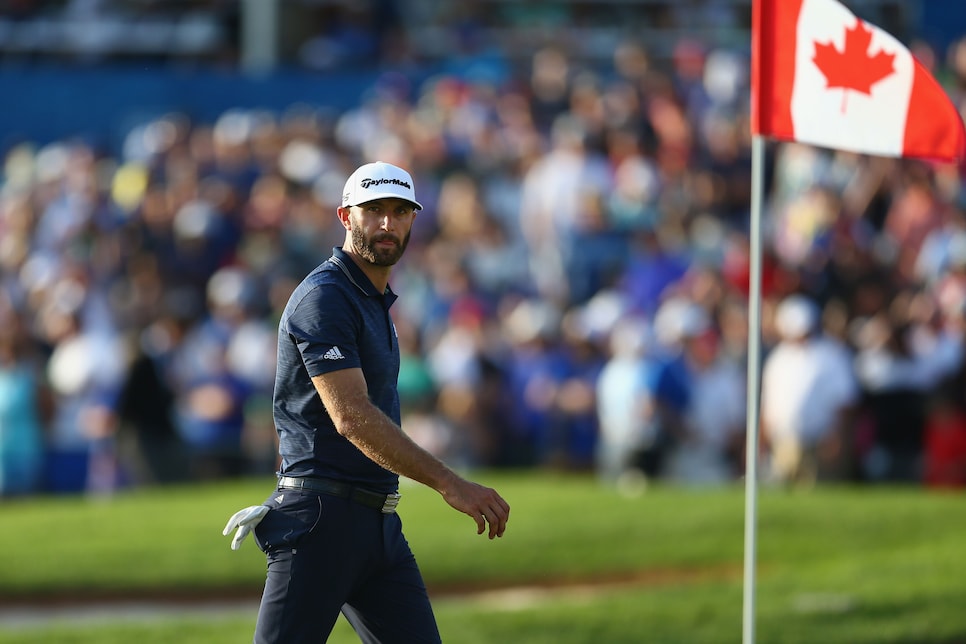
[323,346,345,360]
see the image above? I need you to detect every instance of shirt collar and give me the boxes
[330,247,397,302]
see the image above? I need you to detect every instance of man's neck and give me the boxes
[343,246,391,294]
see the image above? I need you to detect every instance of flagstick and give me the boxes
[742,134,766,644]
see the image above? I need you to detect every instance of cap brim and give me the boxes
[345,193,422,210]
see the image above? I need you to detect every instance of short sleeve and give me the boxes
[284,283,362,377]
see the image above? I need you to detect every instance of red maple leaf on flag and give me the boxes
[812,18,896,113]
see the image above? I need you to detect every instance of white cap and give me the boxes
[775,295,819,339]
[341,161,422,210]
[654,297,710,346]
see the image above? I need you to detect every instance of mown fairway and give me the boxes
[1,472,964,643]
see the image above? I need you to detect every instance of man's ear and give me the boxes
[337,206,351,230]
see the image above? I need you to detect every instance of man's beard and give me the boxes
[352,226,410,266]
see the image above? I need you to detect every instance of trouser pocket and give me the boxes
[253,489,324,553]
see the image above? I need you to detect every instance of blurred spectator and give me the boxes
[649,298,698,445]
[422,290,492,467]
[0,317,49,496]
[606,153,661,233]
[549,307,607,470]
[617,225,691,316]
[761,295,861,486]
[170,266,268,480]
[664,306,746,486]
[518,113,614,305]
[500,298,567,466]
[527,46,574,136]
[922,373,966,489]
[595,315,663,484]
[42,300,127,494]
[913,208,966,287]
[113,314,190,487]
[851,294,935,483]
[647,296,738,484]
[884,167,949,279]
[176,341,252,480]
[396,314,458,465]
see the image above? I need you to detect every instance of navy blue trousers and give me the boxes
[252,487,441,643]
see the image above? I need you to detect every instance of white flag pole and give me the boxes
[742,134,766,644]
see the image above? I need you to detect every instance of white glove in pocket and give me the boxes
[222,505,270,551]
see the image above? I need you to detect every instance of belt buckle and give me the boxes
[381,493,401,514]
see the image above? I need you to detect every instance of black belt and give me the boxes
[277,476,401,514]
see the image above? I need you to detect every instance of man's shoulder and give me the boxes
[283,262,353,318]
[303,258,344,286]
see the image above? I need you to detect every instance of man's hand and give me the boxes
[440,476,510,540]
[222,505,269,550]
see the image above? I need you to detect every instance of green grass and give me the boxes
[1,472,965,643]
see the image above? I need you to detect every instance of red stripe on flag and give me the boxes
[752,0,804,139]
[903,63,966,163]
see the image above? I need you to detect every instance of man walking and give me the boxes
[224,161,510,643]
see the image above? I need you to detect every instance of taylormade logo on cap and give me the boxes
[342,161,423,210]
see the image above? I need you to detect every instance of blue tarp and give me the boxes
[0,64,407,153]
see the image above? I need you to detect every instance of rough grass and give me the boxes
[1,472,965,643]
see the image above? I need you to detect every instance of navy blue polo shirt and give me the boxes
[273,247,401,492]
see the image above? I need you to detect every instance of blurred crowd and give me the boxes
[3,30,966,498]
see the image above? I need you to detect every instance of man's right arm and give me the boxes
[312,368,510,539]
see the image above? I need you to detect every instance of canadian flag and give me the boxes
[752,0,966,163]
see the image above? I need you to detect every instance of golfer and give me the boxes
[223,161,510,643]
